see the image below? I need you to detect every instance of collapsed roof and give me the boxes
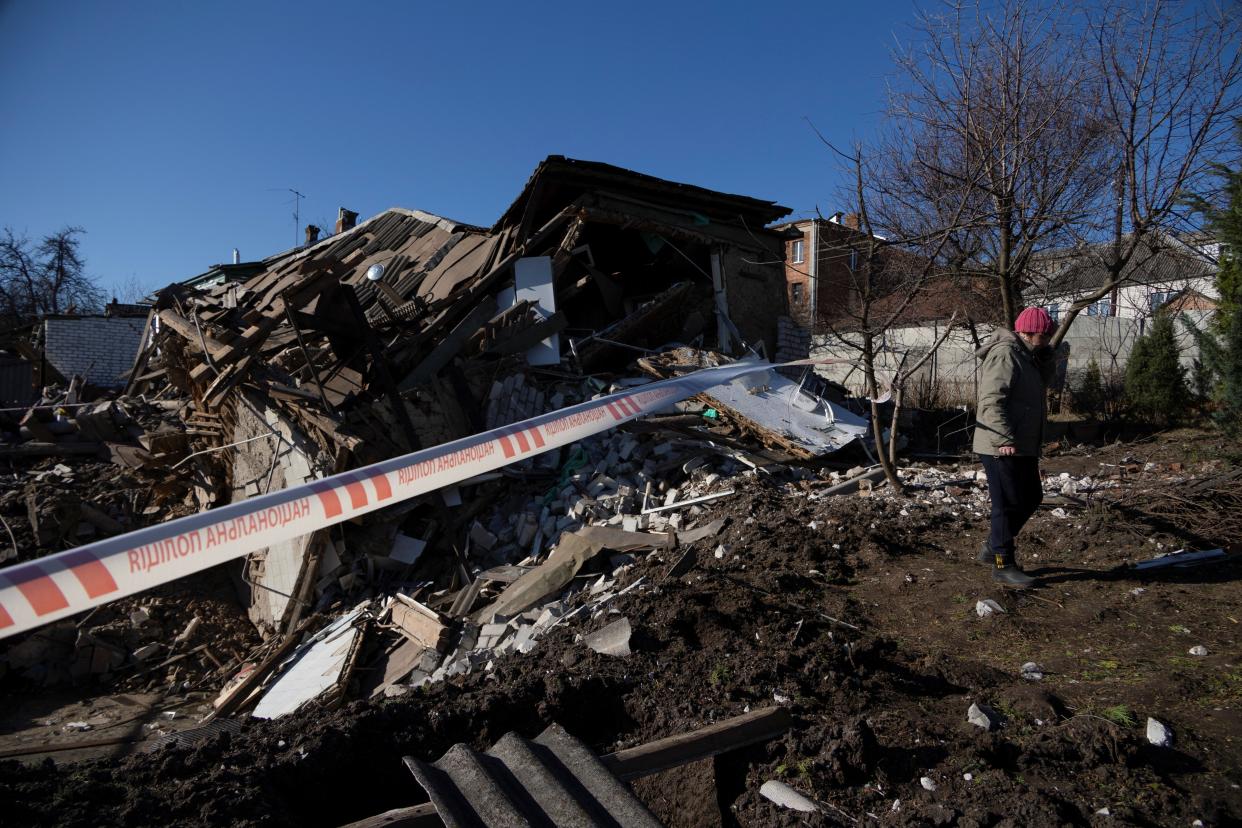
[126,156,818,635]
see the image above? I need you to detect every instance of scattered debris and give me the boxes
[583,617,632,657]
[1132,548,1227,571]
[968,702,1001,731]
[1189,645,1209,657]
[976,599,1006,617]
[759,780,819,812]
[1147,717,1174,748]
[1021,662,1045,681]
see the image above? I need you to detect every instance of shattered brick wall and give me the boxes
[230,391,332,633]
[485,373,547,430]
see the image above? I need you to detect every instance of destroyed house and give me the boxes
[128,156,795,634]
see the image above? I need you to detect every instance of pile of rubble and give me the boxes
[0,388,213,569]
[213,416,852,719]
[1,158,881,724]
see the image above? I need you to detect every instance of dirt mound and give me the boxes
[2,441,1240,827]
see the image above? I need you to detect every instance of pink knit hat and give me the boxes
[1014,307,1054,334]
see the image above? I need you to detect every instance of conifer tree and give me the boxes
[1187,122,1242,436]
[1125,314,1189,426]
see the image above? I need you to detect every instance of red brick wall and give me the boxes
[783,226,812,327]
[815,222,869,328]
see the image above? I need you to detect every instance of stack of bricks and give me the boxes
[774,315,811,377]
[485,372,546,430]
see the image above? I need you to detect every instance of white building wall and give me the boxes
[811,310,1215,402]
[1043,274,1217,321]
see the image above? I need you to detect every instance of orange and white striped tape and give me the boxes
[0,359,834,640]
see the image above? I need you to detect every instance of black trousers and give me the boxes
[979,454,1043,560]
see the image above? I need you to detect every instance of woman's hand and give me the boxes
[998,445,1016,456]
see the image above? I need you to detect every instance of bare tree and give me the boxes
[876,0,1242,343]
[116,274,155,305]
[809,142,978,493]
[0,227,104,326]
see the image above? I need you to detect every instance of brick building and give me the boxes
[773,214,873,331]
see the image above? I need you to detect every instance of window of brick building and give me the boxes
[792,283,804,304]
[792,239,805,264]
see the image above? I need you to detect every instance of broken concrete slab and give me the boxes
[675,518,726,546]
[474,526,669,623]
[583,618,632,657]
[389,534,427,566]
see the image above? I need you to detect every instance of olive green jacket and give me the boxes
[972,330,1056,457]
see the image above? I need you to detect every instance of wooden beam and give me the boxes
[390,595,451,652]
[337,803,439,828]
[157,310,230,357]
[600,706,792,781]
[0,442,103,458]
[487,311,567,357]
[396,301,495,391]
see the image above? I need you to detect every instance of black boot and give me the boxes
[976,542,993,565]
[992,552,1036,589]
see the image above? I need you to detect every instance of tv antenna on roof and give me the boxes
[266,188,306,247]
[288,189,305,248]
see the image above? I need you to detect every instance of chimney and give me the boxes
[843,213,860,230]
[336,207,358,234]
[232,248,240,265]
[305,224,321,246]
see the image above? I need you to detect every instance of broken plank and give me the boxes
[396,301,495,391]
[158,310,230,357]
[0,442,102,458]
[601,706,792,781]
[390,595,452,652]
[337,803,439,828]
[487,311,568,357]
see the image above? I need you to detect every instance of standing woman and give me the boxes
[972,307,1057,588]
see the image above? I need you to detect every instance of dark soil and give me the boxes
[0,429,1239,827]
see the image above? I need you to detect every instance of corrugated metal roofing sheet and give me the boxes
[404,722,663,828]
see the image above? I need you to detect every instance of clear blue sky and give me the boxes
[0,1,919,299]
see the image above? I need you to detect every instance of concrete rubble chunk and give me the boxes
[512,624,537,654]
[920,776,937,791]
[390,533,427,565]
[583,617,632,656]
[469,522,497,551]
[759,780,818,813]
[976,599,1005,617]
[1188,645,1208,656]
[1021,662,1044,681]
[1146,717,1173,747]
[968,702,1000,731]
[173,615,199,645]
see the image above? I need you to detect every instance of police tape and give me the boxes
[0,358,835,640]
